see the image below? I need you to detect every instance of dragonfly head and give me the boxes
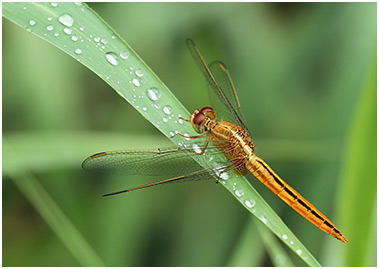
[191,106,216,133]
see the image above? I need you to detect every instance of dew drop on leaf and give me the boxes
[120,50,129,59]
[163,105,172,115]
[58,14,74,27]
[105,52,119,66]
[146,87,161,101]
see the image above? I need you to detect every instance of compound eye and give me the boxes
[200,107,214,114]
[193,112,205,126]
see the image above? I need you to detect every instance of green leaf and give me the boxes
[4,140,105,266]
[331,57,376,266]
[3,2,321,266]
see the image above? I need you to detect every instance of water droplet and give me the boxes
[111,35,116,39]
[260,216,268,224]
[63,27,72,35]
[75,48,82,55]
[135,69,144,77]
[105,52,119,66]
[193,144,202,154]
[46,25,54,31]
[244,199,255,208]
[29,19,36,26]
[146,88,161,101]
[162,117,168,123]
[169,131,175,137]
[79,27,84,31]
[213,163,229,180]
[183,132,190,141]
[47,17,52,21]
[74,2,83,6]
[101,38,108,44]
[72,35,78,41]
[51,2,58,7]
[58,14,74,27]
[120,50,129,59]
[153,103,161,109]
[156,123,160,128]
[290,241,294,245]
[234,189,244,197]
[93,37,100,43]
[296,249,302,255]
[178,118,184,124]
[142,107,147,111]
[163,106,172,115]
[23,7,27,10]
[282,234,288,240]
[131,78,141,87]
[54,32,59,37]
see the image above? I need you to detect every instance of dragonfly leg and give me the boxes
[179,116,191,122]
[171,132,209,139]
[180,139,210,156]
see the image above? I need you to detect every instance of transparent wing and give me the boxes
[186,39,249,133]
[208,61,250,133]
[101,162,237,197]
[82,142,245,197]
[82,142,238,177]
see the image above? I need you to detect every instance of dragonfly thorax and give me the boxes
[191,106,216,133]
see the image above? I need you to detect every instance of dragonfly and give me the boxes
[82,39,348,243]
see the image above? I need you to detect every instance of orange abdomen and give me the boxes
[246,154,348,243]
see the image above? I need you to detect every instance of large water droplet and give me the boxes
[146,88,161,101]
[75,48,82,55]
[63,27,72,35]
[244,199,255,208]
[234,189,244,197]
[46,25,54,31]
[135,69,144,77]
[131,78,141,87]
[282,234,288,240]
[29,19,36,26]
[105,52,119,66]
[58,14,74,27]
[193,144,202,154]
[120,50,129,59]
[162,117,168,123]
[72,35,78,41]
[51,2,58,7]
[163,105,172,115]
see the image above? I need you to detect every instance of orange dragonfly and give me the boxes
[82,39,347,243]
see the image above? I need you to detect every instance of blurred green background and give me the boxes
[3,2,376,266]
